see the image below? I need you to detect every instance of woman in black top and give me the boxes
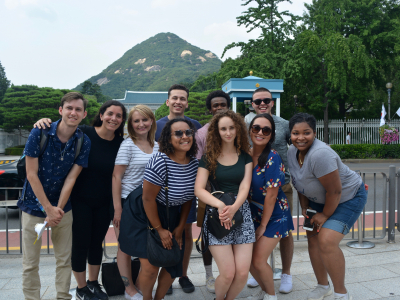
[34,100,129,300]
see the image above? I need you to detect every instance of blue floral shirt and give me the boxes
[17,119,91,217]
[249,150,292,238]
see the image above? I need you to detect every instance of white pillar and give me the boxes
[233,97,237,112]
[276,98,281,117]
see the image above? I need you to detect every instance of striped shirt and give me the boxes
[115,138,159,198]
[143,152,199,206]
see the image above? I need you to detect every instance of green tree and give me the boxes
[79,80,111,103]
[0,85,100,132]
[283,0,400,141]
[0,61,11,102]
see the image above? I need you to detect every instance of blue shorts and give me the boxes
[309,183,367,235]
[186,198,197,224]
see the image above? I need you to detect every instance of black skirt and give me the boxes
[119,186,185,278]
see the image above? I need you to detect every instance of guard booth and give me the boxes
[221,73,284,116]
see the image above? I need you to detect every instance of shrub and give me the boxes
[330,144,400,159]
[5,145,25,156]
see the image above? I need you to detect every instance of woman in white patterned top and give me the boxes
[112,105,158,300]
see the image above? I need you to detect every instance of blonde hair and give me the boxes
[127,105,156,147]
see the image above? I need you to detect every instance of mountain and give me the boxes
[74,33,222,98]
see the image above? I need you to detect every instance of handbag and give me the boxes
[195,179,244,253]
[146,156,181,268]
[101,257,140,296]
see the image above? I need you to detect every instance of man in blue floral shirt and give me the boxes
[18,92,91,300]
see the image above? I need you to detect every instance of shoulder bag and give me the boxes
[146,156,181,268]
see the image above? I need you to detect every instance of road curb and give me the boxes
[342,159,400,163]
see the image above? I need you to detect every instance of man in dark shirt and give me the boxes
[18,92,91,300]
[155,84,201,295]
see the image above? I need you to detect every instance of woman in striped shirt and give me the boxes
[118,118,199,300]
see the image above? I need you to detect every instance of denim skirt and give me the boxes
[119,186,185,278]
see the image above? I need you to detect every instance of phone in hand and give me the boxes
[303,209,317,231]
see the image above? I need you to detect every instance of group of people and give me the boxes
[18,84,367,300]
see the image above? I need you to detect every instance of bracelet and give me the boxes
[153,224,161,229]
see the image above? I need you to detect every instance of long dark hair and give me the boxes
[91,100,127,136]
[249,113,276,167]
[158,118,198,157]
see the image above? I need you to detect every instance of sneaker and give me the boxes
[247,276,260,288]
[206,276,216,293]
[76,286,99,300]
[87,280,108,300]
[166,285,173,295]
[247,289,266,300]
[307,285,333,300]
[134,285,155,298]
[334,292,352,300]
[278,274,292,294]
[179,276,195,293]
[124,291,143,300]
[263,294,277,300]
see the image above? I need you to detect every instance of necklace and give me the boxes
[181,156,188,170]
[60,142,68,161]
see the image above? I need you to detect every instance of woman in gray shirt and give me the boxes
[287,113,367,300]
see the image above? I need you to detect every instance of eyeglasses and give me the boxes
[252,98,273,106]
[173,129,194,138]
[251,125,272,136]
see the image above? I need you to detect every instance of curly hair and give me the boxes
[91,100,127,137]
[127,105,156,148]
[205,110,250,178]
[205,90,231,110]
[158,118,198,157]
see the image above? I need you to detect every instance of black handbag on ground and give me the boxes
[101,257,140,296]
[146,156,181,268]
[195,179,244,253]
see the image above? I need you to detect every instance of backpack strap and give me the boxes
[74,131,84,161]
[38,127,50,156]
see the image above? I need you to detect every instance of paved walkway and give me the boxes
[1,237,400,300]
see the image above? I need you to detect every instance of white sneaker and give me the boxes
[279,274,292,294]
[334,292,352,300]
[247,289,266,300]
[247,276,260,288]
[263,294,277,300]
[125,291,143,300]
[307,285,333,300]
[206,276,216,293]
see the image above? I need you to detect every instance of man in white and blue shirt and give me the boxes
[18,92,91,300]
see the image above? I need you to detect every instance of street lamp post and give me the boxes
[386,82,392,124]
[294,95,298,113]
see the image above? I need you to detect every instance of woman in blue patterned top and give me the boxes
[248,113,294,300]
[119,118,198,300]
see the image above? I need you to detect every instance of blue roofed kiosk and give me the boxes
[221,72,284,116]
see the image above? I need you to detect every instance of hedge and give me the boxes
[5,145,25,156]
[330,144,400,159]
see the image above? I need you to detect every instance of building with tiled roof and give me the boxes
[114,90,168,112]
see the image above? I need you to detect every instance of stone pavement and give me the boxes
[1,237,400,300]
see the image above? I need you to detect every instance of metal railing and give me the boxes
[1,168,399,255]
[0,187,53,255]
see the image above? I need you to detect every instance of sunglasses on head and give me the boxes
[251,125,272,136]
[252,98,273,106]
[173,129,194,138]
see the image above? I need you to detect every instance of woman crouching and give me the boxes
[119,118,198,300]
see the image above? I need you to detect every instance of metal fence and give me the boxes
[1,168,399,255]
[316,119,400,145]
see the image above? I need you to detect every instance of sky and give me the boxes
[0,0,312,90]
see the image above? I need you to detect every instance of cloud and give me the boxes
[4,0,38,9]
[4,0,57,22]
[150,0,181,8]
[115,5,139,16]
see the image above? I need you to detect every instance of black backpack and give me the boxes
[17,127,84,180]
